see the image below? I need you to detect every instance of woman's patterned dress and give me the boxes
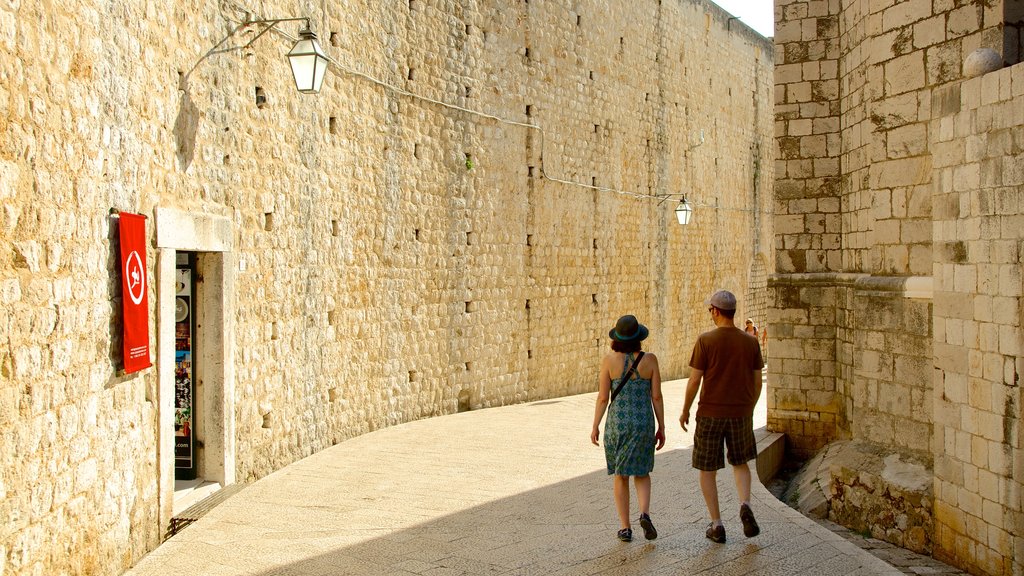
[603,352,655,476]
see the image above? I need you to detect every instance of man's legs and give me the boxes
[732,462,751,504]
[693,416,728,542]
[730,451,760,538]
[613,475,631,529]
[700,469,726,542]
[698,470,720,521]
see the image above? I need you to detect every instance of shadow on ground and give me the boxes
[199,448,879,576]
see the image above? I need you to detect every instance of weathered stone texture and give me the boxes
[1,1,773,574]
[786,441,935,554]
[930,64,1024,576]
[772,0,1022,574]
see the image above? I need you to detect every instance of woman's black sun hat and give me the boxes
[609,315,649,342]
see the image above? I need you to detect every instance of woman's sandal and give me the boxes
[639,513,657,540]
[617,528,633,542]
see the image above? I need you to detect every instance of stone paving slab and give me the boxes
[125,379,901,576]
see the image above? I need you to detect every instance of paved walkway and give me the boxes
[126,379,901,576]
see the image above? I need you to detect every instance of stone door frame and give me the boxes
[154,207,236,530]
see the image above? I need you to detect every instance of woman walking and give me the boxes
[590,315,666,542]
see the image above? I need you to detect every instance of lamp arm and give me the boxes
[237,22,283,52]
[183,16,311,84]
[655,193,688,206]
[221,17,311,53]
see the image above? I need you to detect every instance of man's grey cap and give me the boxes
[705,290,737,311]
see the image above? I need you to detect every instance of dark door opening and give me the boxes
[174,251,197,480]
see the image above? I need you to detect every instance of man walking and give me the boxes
[680,290,763,543]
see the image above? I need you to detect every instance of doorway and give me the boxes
[155,207,236,528]
[174,252,198,481]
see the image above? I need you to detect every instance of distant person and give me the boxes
[680,291,764,543]
[744,318,758,338]
[591,315,666,542]
[761,324,768,365]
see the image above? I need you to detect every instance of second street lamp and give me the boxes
[675,197,693,225]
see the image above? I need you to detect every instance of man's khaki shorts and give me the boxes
[692,416,756,471]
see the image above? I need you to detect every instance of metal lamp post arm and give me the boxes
[183,16,312,84]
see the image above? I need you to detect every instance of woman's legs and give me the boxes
[634,474,651,515]
[613,475,631,529]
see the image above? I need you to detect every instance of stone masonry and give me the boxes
[770,0,1023,574]
[0,1,773,574]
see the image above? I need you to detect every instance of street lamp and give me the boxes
[194,16,330,95]
[287,24,329,94]
[675,197,693,225]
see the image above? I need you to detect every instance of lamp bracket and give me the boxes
[656,193,688,206]
[183,15,313,86]
[237,17,312,51]
[218,16,312,54]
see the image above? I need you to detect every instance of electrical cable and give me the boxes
[227,11,773,216]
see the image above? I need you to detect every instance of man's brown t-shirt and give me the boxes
[689,326,764,418]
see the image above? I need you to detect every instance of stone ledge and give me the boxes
[754,428,786,484]
[784,440,934,554]
[770,273,933,300]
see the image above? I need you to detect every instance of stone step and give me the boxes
[754,428,786,484]
[166,483,247,539]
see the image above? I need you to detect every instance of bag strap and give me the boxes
[610,351,645,404]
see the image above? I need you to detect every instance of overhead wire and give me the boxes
[225,12,774,216]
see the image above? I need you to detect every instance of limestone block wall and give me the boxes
[0,1,773,574]
[774,0,842,275]
[771,0,1002,448]
[771,0,845,456]
[847,277,932,453]
[772,0,1014,431]
[766,272,847,456]
[930,65,1023,576]
[772,0,1023,573]
[768,273,932,458]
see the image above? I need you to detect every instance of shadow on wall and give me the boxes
[175,89,199,170]
[187,449,872,576]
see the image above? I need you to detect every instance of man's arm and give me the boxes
[680,368,703,432]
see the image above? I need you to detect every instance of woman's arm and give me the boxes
[648,354,666,450]
[591,355,612,445]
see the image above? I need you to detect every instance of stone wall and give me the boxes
[771,0,846,456]
[0,1,774,574]
[930,65,1023,576]
[766,272,847,455]
[771,0,1023,573]
[786,440,935,554]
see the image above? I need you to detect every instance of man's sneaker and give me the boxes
[705,522,726,543]
[639,513,658,540]
[617,528,633,542]
[740,504,760,537]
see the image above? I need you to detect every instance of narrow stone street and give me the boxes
[124,378,911,576]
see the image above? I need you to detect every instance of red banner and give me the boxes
[119,212,152,373]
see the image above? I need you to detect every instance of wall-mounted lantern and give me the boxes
[287,24,330,94]
[675,197,693,225]
[200,16,330,95]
